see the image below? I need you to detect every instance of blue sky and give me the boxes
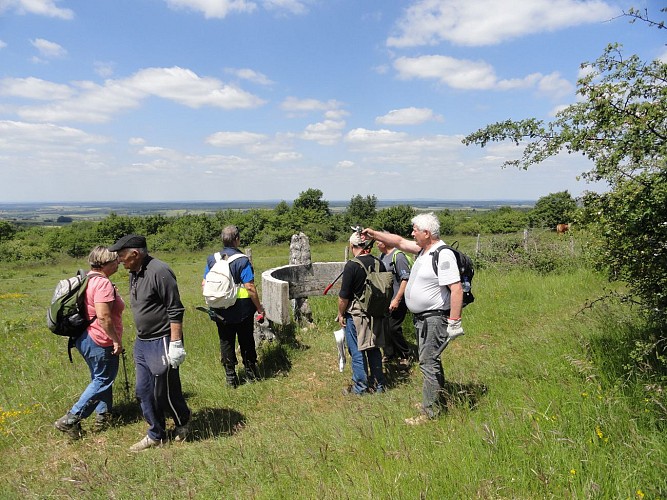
[0,0,663,203]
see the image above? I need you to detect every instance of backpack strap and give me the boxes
[431,242,461,276]
[431,244,447,276]
[67,271,110,363]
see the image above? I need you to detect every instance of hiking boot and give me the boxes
[93,412,111,432]
[129,435,163,452]
[244,363,260,382]
[342,385,364,396]
[173,422,190,442]
[54,413,82,437]
[224,365,239,388]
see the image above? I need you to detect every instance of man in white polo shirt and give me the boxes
[364,213,464,424]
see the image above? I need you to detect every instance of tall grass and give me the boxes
[0,242,665,498]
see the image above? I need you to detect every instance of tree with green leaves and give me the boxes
[373,205,416,237]
[529,191,577,229]
[0,220,16,242]
[345,194,377,228]
[464,17,667,330]
[293,188,331,218]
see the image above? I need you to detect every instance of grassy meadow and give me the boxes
[0,239,666,498]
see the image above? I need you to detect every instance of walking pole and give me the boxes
[121,349,131,402]
[323,270,344,295]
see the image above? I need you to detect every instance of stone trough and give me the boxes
[261,261,345,325]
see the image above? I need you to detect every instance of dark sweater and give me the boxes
[129,255,185,340]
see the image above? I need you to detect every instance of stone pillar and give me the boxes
[290,232,314,326]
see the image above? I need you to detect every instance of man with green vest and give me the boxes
[377,239,413,365]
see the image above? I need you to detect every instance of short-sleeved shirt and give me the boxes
[203,248,256,323]
[380,249,411,298]
[85,273,125,347]
[405,241,460,314]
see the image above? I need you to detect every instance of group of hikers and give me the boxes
[54,211,467,450]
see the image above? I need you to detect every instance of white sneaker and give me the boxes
[129,435,163,452]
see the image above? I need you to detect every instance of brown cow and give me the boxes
[556,223,570,235]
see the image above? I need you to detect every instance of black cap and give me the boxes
[108,234,147,252]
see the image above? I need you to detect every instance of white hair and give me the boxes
[411,212,440,238]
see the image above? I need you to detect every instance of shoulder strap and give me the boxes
[351,257,370,277]
[214,252,222,262]
[227,252,247,263]
[431,244,447,275]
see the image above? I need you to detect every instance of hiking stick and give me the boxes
[121,349,131,402]
[323,270,344,295]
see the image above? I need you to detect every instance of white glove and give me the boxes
[168,340,187,368]
[334,328,346,372]
[446,318,464,341]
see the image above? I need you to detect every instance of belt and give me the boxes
[414,309,448,321]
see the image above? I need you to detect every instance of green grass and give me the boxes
[0,243,666,498]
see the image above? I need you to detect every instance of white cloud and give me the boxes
[164,0,310,17]
[0,0,73,19]
[164,0,256,18]
[376,107,443,125]
[394,55,573,97]
[536,72,573,97]
[337,160,354,169]
[94,61,115,78]
[657,48,667,63]
[31,38,67,58]
[300,119,346,145]
[225,67,274,85]
[281,96,344,114]
[263,0,309,15]
[387,0,618,47]
[268,151,302,161]
[0,40,7,50]
[0,77,73,100]
[346,128,409,145]
[394,55,497,89]
[127,67,265,108]
[129,137,146,146]
[205,131,267,147]
[15,66,265,123]
[0,120,107,152]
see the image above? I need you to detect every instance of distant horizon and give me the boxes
[0,198,538,205]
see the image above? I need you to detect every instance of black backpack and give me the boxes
[46,270,97,361]
[352,257,394,318]
[431,243,475,307]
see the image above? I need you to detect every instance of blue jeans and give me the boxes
[345,315,385,394]
[70,331,119,418]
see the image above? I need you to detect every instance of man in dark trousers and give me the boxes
[364,213,464,424]
[377,239,412,365]
[110,234,191,451]
[203,225,265,387]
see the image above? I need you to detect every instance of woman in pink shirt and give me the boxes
[54,246,125,436]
